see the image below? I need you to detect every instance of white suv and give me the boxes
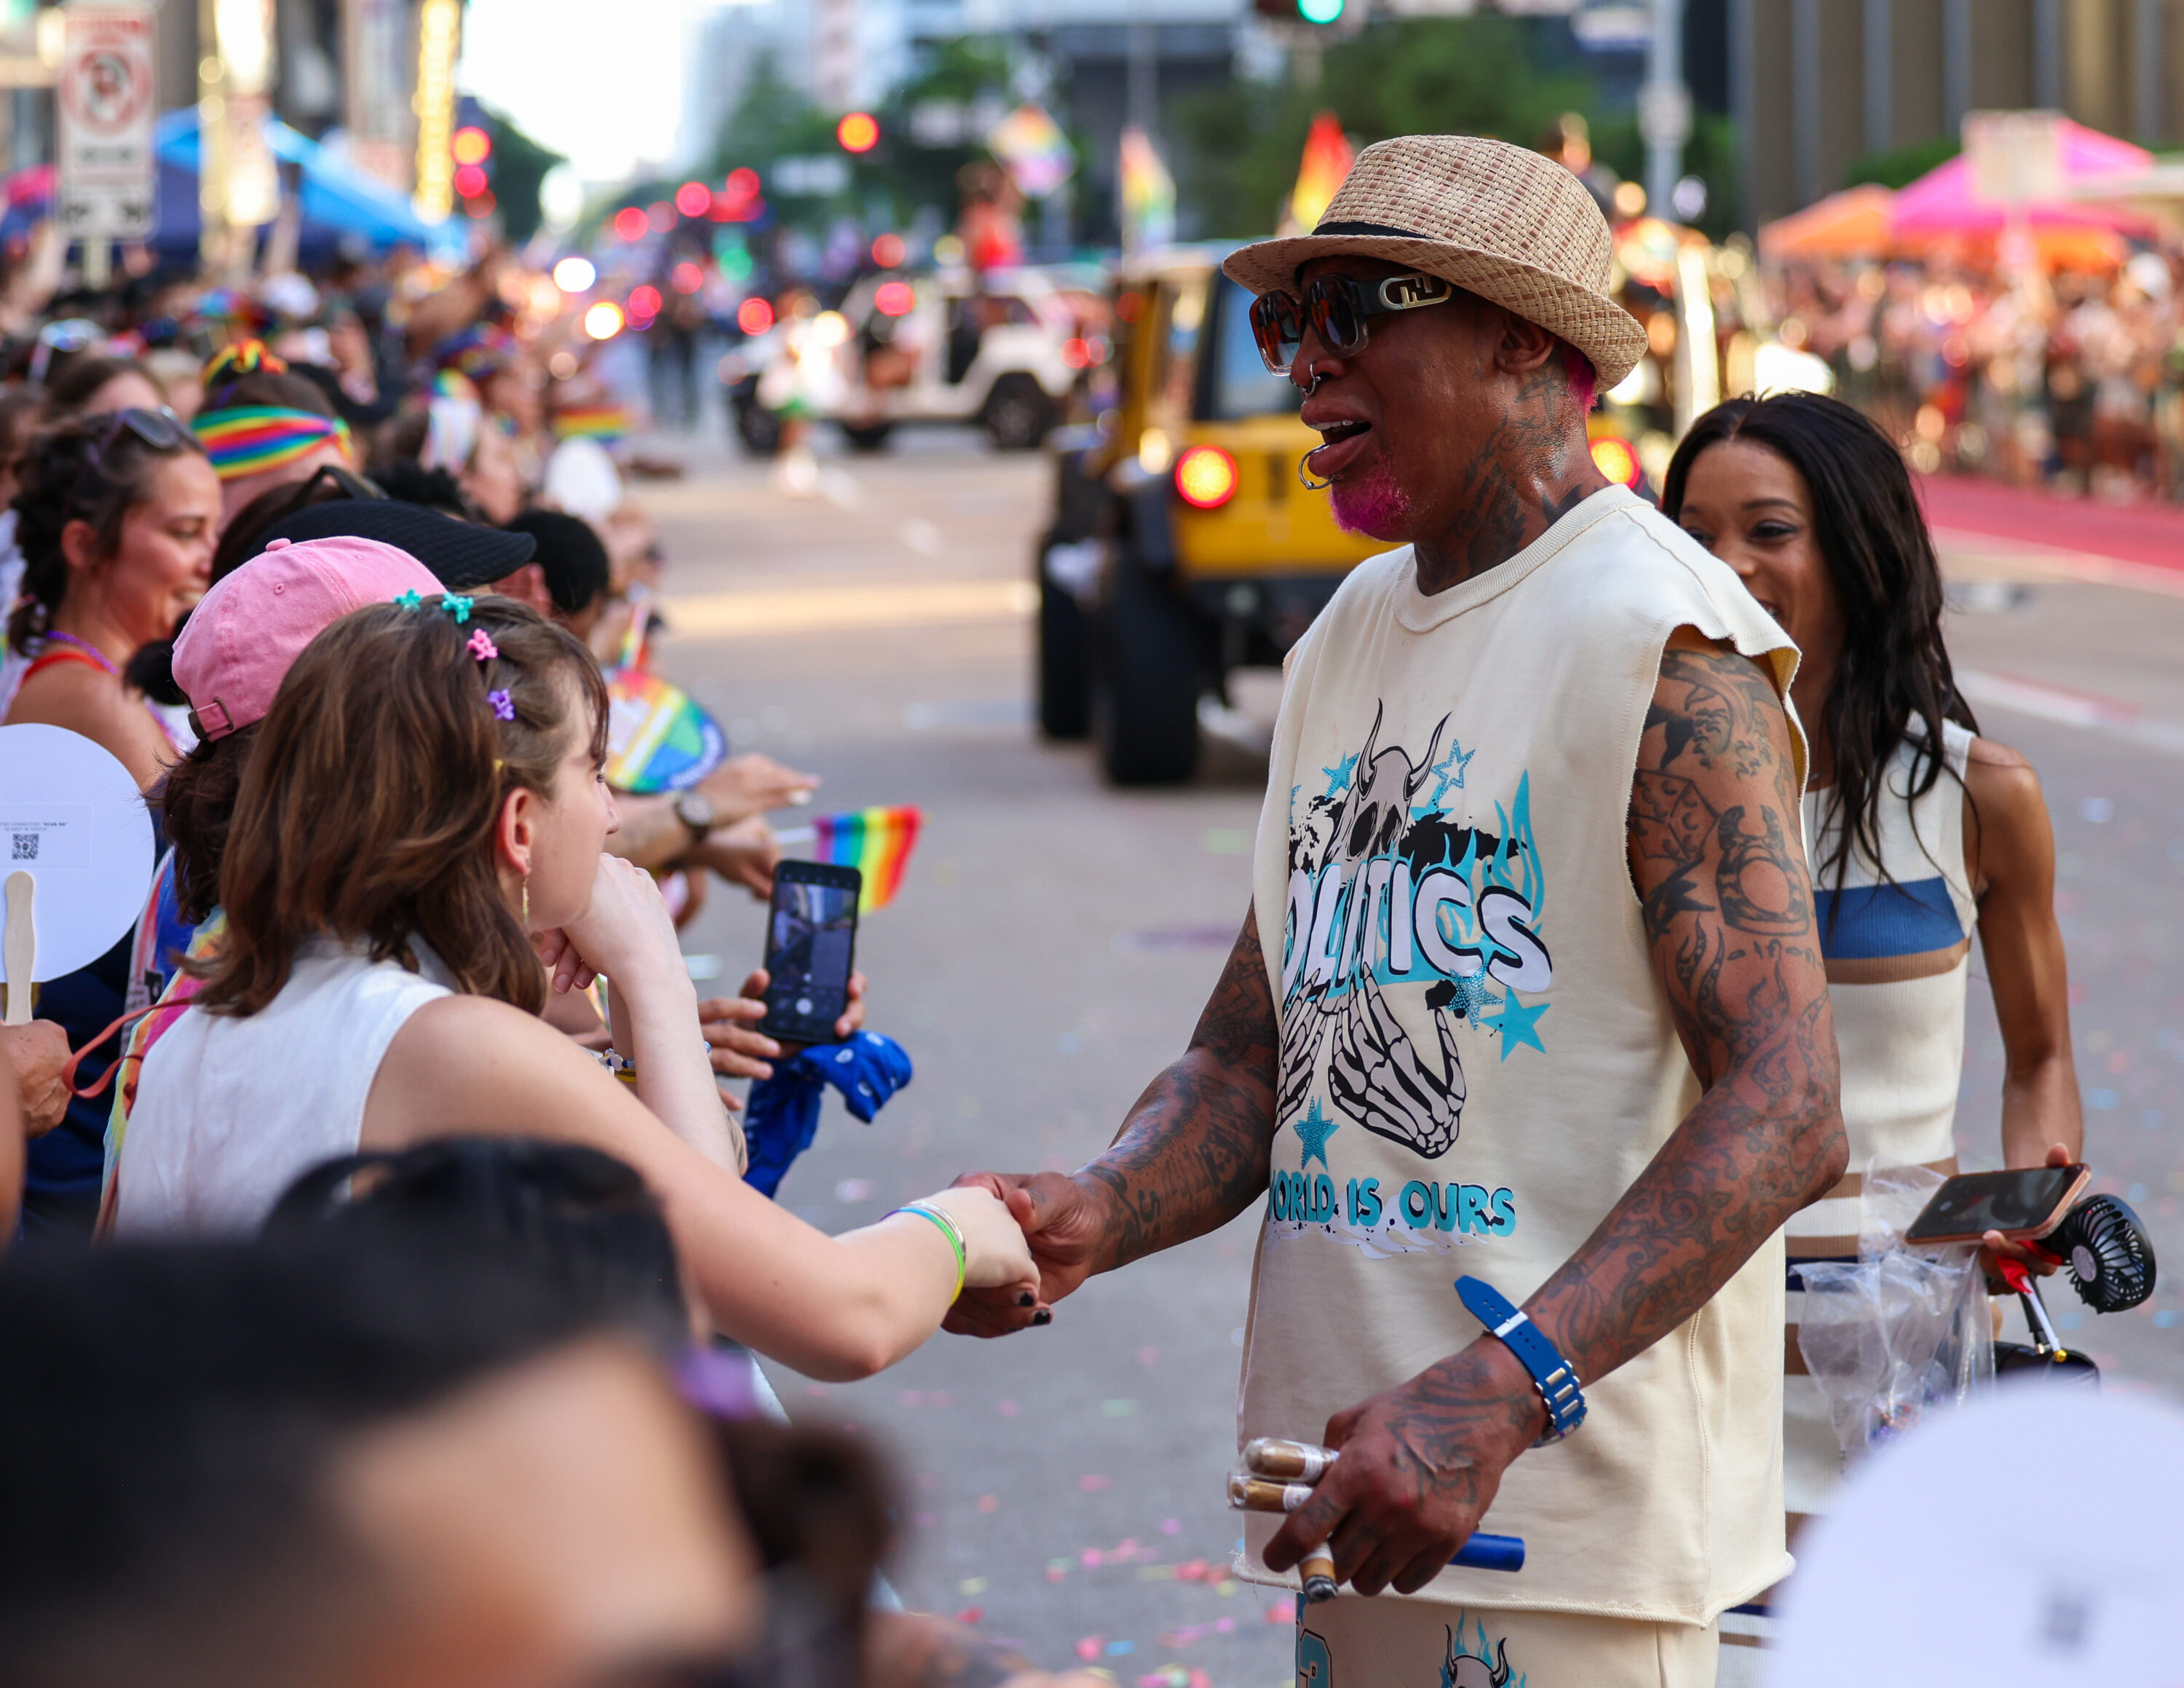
[823,266,1082,451]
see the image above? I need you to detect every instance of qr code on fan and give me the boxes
[9,833,35,861]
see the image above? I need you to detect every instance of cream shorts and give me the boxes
[1296,1593,1720,1688]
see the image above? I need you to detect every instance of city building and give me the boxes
[1734,0,2184,227]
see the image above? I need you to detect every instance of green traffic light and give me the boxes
[1297,0,1343,19]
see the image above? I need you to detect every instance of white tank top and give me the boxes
[1788,720,1978,1251]
[114,939,453,1236]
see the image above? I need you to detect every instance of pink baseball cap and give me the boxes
[172,535,441,738]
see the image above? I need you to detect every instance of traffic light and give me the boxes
[1252,0,1345,20]
[451,124,493,217]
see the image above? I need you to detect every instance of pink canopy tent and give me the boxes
[1891,119,2156,240]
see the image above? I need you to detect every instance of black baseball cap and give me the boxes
[250,498,536,591]
[502,509,610,616]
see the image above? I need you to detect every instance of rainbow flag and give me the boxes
[812,807,922,912]
[604,668,727,794]
[554,404,631,444]
[1283,112,1356,234]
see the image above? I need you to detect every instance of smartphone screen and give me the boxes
[1906,1166,2084,1242]
[761,867,860,1042]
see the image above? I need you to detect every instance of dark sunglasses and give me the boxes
[1249,272,1457,375]
[71,406,192,508]
[94,405,187,452]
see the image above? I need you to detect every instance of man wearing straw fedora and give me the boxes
[953,135,1845,1686]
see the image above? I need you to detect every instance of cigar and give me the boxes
[1299,1548,1340,1604]
[1227,1471,1526,1575]
[1243,1437,1340,1482]
[1227,1472,1315,1513]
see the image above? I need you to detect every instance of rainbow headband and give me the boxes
[192,406,354,481]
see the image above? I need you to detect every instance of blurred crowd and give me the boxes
[1768,250,2184,500]
[0,242,1104,1688]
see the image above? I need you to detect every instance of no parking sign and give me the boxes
[56,4,155,241]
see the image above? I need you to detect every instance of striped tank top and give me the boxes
[1783,719,1978,1526]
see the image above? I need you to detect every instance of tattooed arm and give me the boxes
[943,909,1281,1336]
[1262,628,1845,1595]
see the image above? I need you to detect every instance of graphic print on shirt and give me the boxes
[1278,702,1552,1167]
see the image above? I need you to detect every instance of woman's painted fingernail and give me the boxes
[1017,1292,1036,1307]
[1031,1308,1052,1326]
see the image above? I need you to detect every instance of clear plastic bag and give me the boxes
[1795,1162,1994,1470]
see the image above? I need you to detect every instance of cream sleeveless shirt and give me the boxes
[1781,722,1978,1522]
[114,939,453,1236]
[1243,486,1802,1624]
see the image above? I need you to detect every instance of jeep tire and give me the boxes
[1093,568,1200,784]
[1036,566,1093,740]
[984,374,1056,452]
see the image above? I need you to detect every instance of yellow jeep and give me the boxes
[1035,245,1380,784]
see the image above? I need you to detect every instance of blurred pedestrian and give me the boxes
[0,1233,757,1688]
[44,354,165,422]
[191,341,356,522]
[2,411,218,785]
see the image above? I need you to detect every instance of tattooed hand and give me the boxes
[1263,1338,1543,1595]
[944,910,1281,1338]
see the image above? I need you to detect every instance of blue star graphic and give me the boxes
[1321,752,1359,798]
[1447,970,1498,1021]
[1418,737,1476,811]
[1292,1098,1341,1169]
[1481,995,1549,1060]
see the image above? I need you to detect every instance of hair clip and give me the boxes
[467,628,499,663]
[488,688,515,721]
[442,593,475,625]
[392,588,423,610]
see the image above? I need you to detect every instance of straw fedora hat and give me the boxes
[1223,133,1647,390]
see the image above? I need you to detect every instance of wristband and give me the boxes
[1455,1274,1585,1446]
[890,1201,966,1295]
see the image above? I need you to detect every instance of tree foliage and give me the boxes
[1171,17,1596,238]
[480,104,563,245]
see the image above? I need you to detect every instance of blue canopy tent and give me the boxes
[143,109,464,260]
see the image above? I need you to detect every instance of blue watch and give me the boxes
[1455,1275,1586,1446]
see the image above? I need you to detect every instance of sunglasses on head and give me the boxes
[1248,271,1457,375]
[93,406,187,452]
[72,408,191,502]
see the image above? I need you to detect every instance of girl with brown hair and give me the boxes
[116,593,1036,1378]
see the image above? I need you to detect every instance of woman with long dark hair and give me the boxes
[1664,390,2081,1643]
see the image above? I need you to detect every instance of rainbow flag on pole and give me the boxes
[1282,111,1356,234]
[810,807,923,912]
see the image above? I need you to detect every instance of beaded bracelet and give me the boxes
[889,1200,967,1296]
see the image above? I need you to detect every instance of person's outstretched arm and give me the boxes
[1262,630,1847,1595]
[943,909,1280,1336]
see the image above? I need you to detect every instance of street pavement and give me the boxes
[638,425,2184,1682]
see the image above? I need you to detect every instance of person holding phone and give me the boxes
[1663,392,2083,1669]
[115,593,1037,1380]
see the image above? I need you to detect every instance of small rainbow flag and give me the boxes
[604,668,727,794]
[810,807,923,912]
[554,404,631,444]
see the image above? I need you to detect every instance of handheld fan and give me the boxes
[2041,1194,2157,1314]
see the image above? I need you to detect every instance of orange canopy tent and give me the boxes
[1759,184,1895,260]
